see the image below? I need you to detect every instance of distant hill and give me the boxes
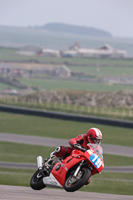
[1,25,133,57]
[42,23,112,37]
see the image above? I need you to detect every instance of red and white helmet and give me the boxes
[87,128,102,144]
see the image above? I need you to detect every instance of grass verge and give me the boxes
[0,168,132,195]
[0,141,133,166]
[0,112,133,147]
[0,101,133,121]
[80,172,133,195]
[0,141,133,195]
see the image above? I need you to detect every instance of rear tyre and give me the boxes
[64,167,91,192]
[30,170,46,190]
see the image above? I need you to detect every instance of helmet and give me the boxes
[87,128,102,144]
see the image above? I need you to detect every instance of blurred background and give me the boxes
[0,0,133,196]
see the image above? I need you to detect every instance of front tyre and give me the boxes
[64,167,91,192]
[30,170,46,190]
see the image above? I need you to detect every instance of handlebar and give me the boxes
[73,144,88,152]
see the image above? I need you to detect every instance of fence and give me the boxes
[0,104,133,128]
[0,95,133,119]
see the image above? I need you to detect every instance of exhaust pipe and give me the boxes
[37,156,43,169]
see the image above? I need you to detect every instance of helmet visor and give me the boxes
[93,138,101,144]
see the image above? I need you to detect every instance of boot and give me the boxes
[85,178,91,185]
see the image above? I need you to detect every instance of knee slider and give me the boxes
[55,146,62,154]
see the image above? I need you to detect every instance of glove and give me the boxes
[73,143,87,152]
[73,143,81,149]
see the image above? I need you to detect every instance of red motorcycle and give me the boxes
[30,144,104,192]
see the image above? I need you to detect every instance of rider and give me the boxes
[54,127,103,157]
[45,128,103,171]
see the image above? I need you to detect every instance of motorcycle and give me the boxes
[30,144,104,192]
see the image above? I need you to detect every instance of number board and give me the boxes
[89,153,102,169]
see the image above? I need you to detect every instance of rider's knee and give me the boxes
[54,146,70,157]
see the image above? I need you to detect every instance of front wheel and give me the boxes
[64,167,91,192]
[30,169,46,190]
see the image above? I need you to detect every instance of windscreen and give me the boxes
[87,143,103,159]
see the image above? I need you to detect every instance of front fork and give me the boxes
[73,160,84,177]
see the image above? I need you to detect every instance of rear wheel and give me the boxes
[30,170,46,190]
[64,167,91,192]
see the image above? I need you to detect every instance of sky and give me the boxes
[0,0,133,38]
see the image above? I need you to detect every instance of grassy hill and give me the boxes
[42,23,112,37]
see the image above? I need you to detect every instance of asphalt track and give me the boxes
[0,132,133,157]
[1,161,133,173]
[0,185,133,200]
[0,132,133,172]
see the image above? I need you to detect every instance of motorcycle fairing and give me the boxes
[51,152,85,187]
[85,149,104,174]
[49,148,104,187]
[43,172,63,188]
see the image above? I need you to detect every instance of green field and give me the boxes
[0,46,133,93]
[80,172,133,195]
[1,76,133,92]
[69,65,133,76]
[0,112,133,147]
[20,77,133,92]
[0,142,55,163]
[0,82,13,90]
